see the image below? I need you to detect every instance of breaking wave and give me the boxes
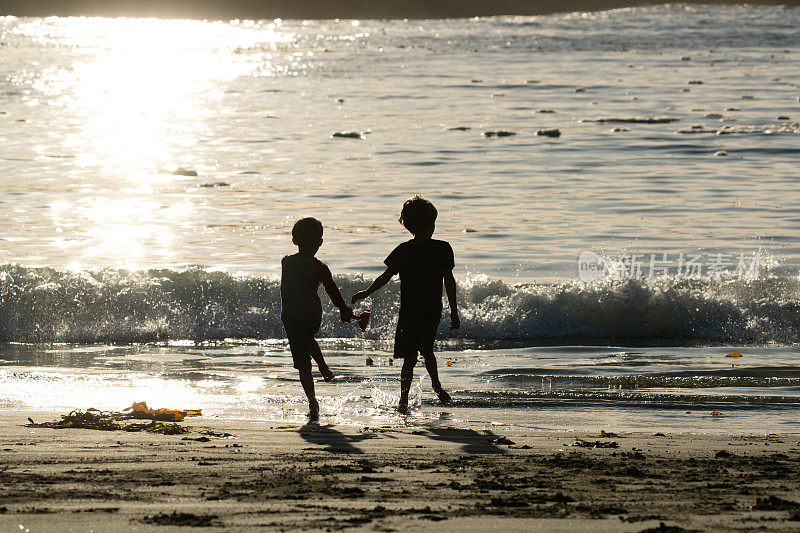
[0,264,799,344]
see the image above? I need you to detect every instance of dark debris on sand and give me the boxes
[638,522,700,533]
[140,511,221,527]
[26,409,189,435]
[753,495,800,511]
[5,425,800,531]
[572,438,619,448]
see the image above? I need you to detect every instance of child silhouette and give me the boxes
[352,196,459,413]
[281,217,354,420]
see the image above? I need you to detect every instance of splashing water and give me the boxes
[2,265,799,345]
[371,378,423,410]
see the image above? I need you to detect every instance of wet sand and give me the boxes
[2,410,800,532]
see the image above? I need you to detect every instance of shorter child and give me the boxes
[352,195,459,413]
[280,217,354,421]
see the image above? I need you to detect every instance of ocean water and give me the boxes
[1,4,799,434]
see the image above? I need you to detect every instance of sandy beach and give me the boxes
[2,3,800,531]
[1,410,799,532]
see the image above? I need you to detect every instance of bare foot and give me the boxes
[434,387,452,405]
[308,401,320,422]
[321,369,336,382]
[397,402,410,415]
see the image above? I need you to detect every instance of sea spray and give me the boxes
[325,390,356,415]
[1,265,799,344]
[372,378,422,410]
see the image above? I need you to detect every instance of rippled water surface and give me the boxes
[1,5,800,433]
[2,343,799,435]
[1,4,799,278]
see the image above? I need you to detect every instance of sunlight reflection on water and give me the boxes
[1,6,799,278]
[14,17,293,269]
[3,344,800,434]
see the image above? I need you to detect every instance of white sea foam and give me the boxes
[371,379,422,410]
[2,6,800,437]
[1,265,799,344]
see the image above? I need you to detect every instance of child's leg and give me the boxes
[421,350,451,404]
[399,355,417,412]
[309,339,335,381]
[298,366,319,420]
[285,321,320,420]
[421,350,441,391]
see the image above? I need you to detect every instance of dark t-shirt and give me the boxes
[384,239,455,321]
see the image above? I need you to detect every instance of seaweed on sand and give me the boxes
[26,407,192,435]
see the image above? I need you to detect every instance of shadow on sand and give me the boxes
[411,426,509,454]
[298,422,384,453]
[298,421,509,455]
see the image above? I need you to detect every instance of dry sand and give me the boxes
[2,410,800,532]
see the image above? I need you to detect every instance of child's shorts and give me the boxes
[282,318,321,372]
[393,316,441,359]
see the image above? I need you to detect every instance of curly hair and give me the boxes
[399,195,437,235]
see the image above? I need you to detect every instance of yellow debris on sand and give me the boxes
[25,405,200,434]
[125,401,202,422]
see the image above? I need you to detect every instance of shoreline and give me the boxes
[0,0,798,21]
[2,410,800,531]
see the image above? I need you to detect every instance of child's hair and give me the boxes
[399,195,438,234]
[292,217,324,247]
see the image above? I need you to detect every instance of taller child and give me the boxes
[352,196,460,413]
[281,217,354,421]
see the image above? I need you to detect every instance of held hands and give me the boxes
[339,306,356,323]
[351,290,369,305]
[341,306,371,332]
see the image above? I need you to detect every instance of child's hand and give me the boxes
[351,291,369,305]
[339,306,355,323]
[449,312,461,330]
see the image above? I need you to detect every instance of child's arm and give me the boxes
[444,270,460,329]
[351,268,394,305]
[317,262,354,322]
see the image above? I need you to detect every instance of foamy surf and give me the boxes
[1,5,800,440]
[1,265,799,345]
[371,380,423,411]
